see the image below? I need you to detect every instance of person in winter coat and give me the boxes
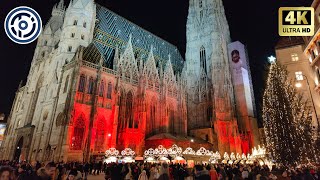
[208,165,218,180]
[158,163,170,180]
[138,170,148,180]
[36,162,56,180]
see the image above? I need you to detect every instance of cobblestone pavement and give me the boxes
[87,173,105,180]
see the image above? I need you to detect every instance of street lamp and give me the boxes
[295,74,320,129]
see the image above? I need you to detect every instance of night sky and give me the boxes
[0,0,313,124]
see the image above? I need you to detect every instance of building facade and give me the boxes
[275,37,320,131]
[1,0,259,162]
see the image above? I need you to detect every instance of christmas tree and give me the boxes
[262,58,315,165]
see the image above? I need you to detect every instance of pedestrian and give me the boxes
[138,170,148,180]
[158,163,170,180]
[208,165,218,180]
[36,162,56,180]
[0,166,15,180]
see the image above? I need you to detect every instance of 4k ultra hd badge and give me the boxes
[279,7,314,36]
[4,6,42,44]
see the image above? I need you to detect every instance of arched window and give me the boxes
[199,0,203,8]
[44,40,47,46]
[126,92,133,128]
[73,20,78,26]
[95,118,106,151]
[88,77,94,94]
[107,83,112,99]
[71,115,85,150]
[99,81,105,97]
[150,99,156,134]
[207,106,213,121]
[64,75,70,93]
[118,89,125,129]
[316,67,320,83]
[200,46,207,74]
[83,22,87,28]
[169,105,175,134]
[78,75,86,92]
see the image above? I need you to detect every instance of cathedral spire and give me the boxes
[57,0,65,9]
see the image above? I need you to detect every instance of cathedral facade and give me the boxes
[0,0,259,162]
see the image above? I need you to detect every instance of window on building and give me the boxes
[126,92,133,128]
[99,81,105,97]
[94,118,106,151]
[200,46,207,74]
[317,67,320,83]
[63,75,69,93]
[68,46,72,52]
[44,40,47,46]
[73,20,78,25]
[88,77,94,94]
[295,71,303,81]
[107,83,112,99]
[150,99,156,134]
[78,75,86,92]
[207,106,212,121]
[81,35,85,40]
[71,33,75,38]
[71,115,85,150]
[169,105,175,134]
[83,22,87,28]
[291,53,299,61]
[41,51,45,58]
[199,0,203,8]
[200,10,204,20]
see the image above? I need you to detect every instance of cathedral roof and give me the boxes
[92,4,185,73]
[275,36,305,49]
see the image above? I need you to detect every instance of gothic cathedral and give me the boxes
[0,0,259,162]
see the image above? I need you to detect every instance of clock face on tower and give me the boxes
[231,50,240,63]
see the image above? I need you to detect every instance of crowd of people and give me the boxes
[0,160,319,180]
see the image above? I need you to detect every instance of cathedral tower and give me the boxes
[185,0,242,153]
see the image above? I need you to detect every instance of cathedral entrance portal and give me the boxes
[14,137,23,161]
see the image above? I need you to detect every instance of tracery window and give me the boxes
[71,115,85,150]
[207,106,213,121]
[150,99,156,134]
[99,81,105,97]
[107,82,112,99]
[95,118,106,151]
[78,75,86,92]
[64,75,69,93]
[126,92,134,128]
[200,46,207,74]
[169,105,175,134]
[88,77,94,94]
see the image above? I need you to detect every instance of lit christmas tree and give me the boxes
[262,57,315,165]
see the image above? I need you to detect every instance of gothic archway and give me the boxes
[169,104,175,134]
[71,115,85,150]
[126,91,133,128]
[95,118,106,151]
[14,137,23,161]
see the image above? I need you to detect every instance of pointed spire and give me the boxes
[68,0,73,8]
[57,0,64,9]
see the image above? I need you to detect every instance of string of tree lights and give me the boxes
[262,57,316,165]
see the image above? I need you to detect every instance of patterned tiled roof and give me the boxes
[92,4,185,73]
